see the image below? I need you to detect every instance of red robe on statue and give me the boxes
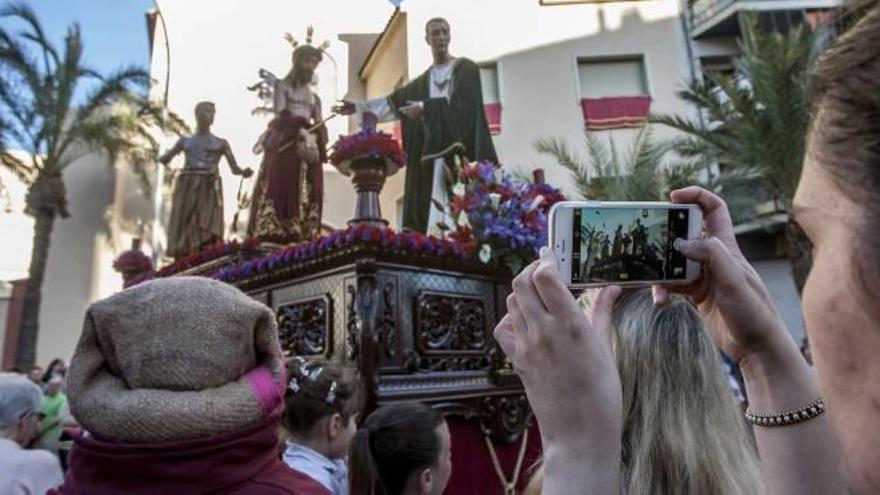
[248,110,327,243]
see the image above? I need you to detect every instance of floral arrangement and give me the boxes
[213,225,469,283]
[329,127,405,170]
[446,162,565,273]
[113,249,153,274]
[124,238,260,288]
[125,226,473,288]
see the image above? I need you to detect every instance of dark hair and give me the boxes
[281,358,362,435]
[349,402,444,495]
[808,0,880,298]
[425,17,449,35]
[287,45,323,85]
[42,359,64,383]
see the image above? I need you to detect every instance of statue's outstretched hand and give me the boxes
[399,101,423,119]
[333,100,356,115]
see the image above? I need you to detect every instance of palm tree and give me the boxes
[652,14,822,291]
[0,2,183,367]
[535,124,707,202]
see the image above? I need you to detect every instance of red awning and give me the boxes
[581,96,651,130]
[484,102,502,135]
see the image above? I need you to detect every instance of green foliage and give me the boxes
[535,124,706,201]
[0,1,186,199]
[652,14,820,215]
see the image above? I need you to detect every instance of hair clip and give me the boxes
[288,377,301,394]
[305,366,323,382]
[325,381,338,404]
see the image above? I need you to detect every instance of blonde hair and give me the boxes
[525,290,764,495]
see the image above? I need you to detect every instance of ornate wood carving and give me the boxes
[376,282,398,360]
[479,394,532,444]
[354,257,380,413]
[346,284,359,360]
[415,292,490,372]
[276,295,331,357]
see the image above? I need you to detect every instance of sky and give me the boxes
[7,1,155,103]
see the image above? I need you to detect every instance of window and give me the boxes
[480,63,502,135]
[577,57,651,130]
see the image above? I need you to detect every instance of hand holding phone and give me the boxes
[549,201,703,287]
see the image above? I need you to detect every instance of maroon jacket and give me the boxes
[49,410,331,495]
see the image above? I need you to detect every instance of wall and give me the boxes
[35,151,119,365]
[359,12,410,229]
[0,147,123,366]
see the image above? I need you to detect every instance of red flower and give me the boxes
[523,210,542,231]
[459,163,481,179]
[448,226,476,253]
[451,194,474,215]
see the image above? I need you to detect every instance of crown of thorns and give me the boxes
[284,26,331,53]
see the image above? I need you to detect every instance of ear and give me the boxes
[327,413,342,440]
[418,467,433,494]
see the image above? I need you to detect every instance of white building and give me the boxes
[0,145,149,368]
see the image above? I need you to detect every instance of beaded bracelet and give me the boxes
[745,398,825,427]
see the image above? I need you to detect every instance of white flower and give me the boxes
[489,192,502,209]
[494,168,503,184]
[458,214,471,228]
[528,195,545,212]
[478,244,493,264]
[452,182,466,197]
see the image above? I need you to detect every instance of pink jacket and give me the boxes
[49,409,331,495]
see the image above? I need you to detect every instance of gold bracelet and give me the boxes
[745,398,825,427]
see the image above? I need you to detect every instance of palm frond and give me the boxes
[535,137,590,198]
[0,1,59,73]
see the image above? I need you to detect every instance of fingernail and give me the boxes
[652,291,665,307]
[673,238,688,252]
[539,246,548,256]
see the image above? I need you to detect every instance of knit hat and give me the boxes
[66,277,284,443]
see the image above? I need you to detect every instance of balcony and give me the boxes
[688,0,840,38]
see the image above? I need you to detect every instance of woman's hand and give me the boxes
[493,248,623,493]
[653,187,793,365]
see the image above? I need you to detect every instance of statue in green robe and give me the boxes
[336,17,497,234]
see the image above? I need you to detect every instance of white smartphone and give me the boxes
[549,201,703,287]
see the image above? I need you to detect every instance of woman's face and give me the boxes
[793,152,880,473]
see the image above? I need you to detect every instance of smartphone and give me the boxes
[549,201,703,287]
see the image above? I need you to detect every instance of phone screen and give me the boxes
[571,207,690,284]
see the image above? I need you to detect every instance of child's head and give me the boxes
[349,401,452,495]
[282,357,363,459]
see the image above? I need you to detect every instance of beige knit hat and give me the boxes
[67,277,284,443]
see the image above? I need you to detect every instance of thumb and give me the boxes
[493,315,519,360]
[676,236,741,289]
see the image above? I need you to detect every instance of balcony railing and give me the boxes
[688,0,840,38]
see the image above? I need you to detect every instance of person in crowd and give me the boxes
[28,366,44,385]
[50,277,328,494]
[42,359,66,383]
[349,401,452,495]
[0,373,64,495]
[523,289,763,494]
[496,3,880,493]
[33,375,68,454]
[281,357,363,495]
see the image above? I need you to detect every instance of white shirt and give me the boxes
[0,437,64,495]
[282,441,347,495]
